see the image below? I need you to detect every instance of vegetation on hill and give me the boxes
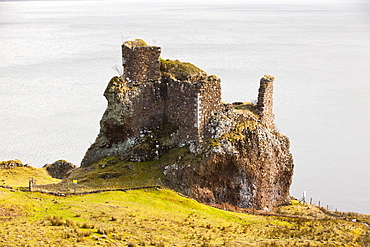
[0,165,60,188]
[160,58,206,81]
[0,166,369,246]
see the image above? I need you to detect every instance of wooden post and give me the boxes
[318,201,321,207]
[29,177,34,192]
[310,198,312,205]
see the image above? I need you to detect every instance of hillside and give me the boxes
[0,166,369,246]
[0,162,61,188]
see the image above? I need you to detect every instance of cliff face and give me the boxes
[81,39,294,209]
[164,105,293,209]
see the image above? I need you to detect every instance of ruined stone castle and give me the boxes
[120,39,222,145]
[81,39,293,210]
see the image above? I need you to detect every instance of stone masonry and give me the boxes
[122,41,161,85]
[120,40,222,144]
[257,75,275,130]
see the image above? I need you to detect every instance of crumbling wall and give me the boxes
[162,78,199,142]
[122,41,161,85]
[196,77,222,140]
[257,75,275,130]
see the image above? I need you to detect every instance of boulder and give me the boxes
[43,160,76,179]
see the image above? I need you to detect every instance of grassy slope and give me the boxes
[0,166,61,188]
[65,147,192,191]
[0,168,369,246]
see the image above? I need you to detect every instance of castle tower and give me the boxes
[122,39,161,85]
[257,75,275,130]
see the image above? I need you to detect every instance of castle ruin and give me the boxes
[82,39,276,166]
[119,39,222,145]
[80,40,293,210]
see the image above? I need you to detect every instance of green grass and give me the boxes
[1,166,368,246]
[0,187,368,246]
[66,147,191,191]
[0,166,60,188]
[232,102,260,119]
[160,58,205,81]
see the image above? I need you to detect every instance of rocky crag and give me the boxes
[0,160,29,169]
[43,160,76,179]
[81,39,294,210]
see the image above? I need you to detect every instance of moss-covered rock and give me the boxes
[0,160,27,169]
[123,38,148,48]
[160,58,205,81]
[43,160,76,179]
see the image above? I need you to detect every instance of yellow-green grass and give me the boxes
[0,186,369,246]
[232,102,259,119]
[66,147,192,191]
[160,58,205,81]
[0,166,368,246]
[0,166,60,188]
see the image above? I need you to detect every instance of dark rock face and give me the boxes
[81,40,294,209]
[43,160,76,179]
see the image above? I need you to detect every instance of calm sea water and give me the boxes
[0,0,369,213]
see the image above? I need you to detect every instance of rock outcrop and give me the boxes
[164,105,293,210]
[0,160,28,169]
[43,160,76,179]
[81,39,294,209]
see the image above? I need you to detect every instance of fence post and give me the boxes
[29,177,34,192]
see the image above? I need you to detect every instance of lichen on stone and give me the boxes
[262,75,275,81]
[123,38,148,48]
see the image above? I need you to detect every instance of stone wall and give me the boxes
[121,40,222,144]
[196,77,222,140]
[163,78,199,142]
[122,43,161,85]
[131,82,166,131]
[257,75,275,130]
